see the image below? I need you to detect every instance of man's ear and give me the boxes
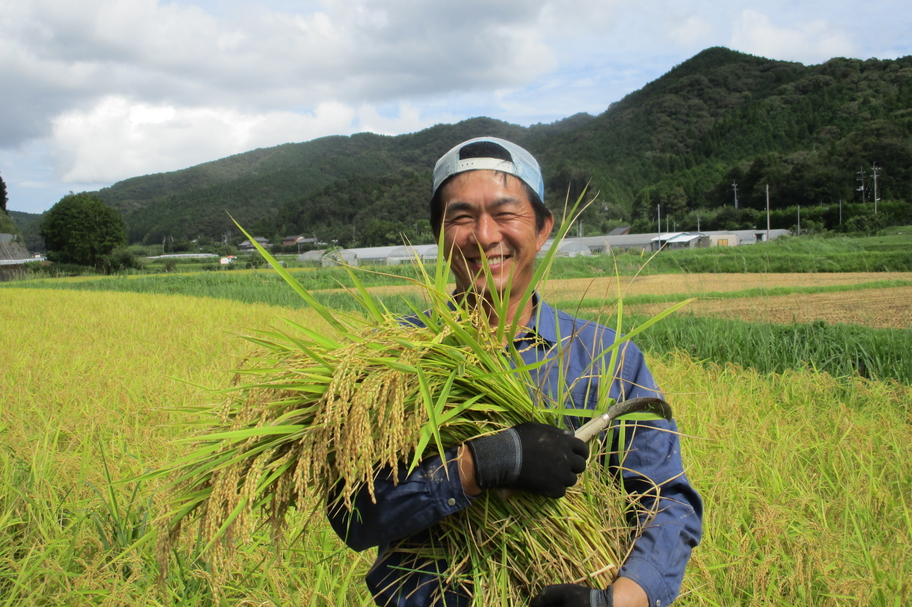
[536,213,555,249]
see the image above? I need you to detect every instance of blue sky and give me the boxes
[2,0,910,214]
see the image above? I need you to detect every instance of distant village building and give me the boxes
[238,237,271,253]
[282,235,322,248]
[651,232,708,251]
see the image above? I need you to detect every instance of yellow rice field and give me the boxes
[540,271,912,301]
[2,282,910,605]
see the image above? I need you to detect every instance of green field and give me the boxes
[2,252,911,605]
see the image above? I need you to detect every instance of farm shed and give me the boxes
[705,230,788,247]
[651,232,707,251]
[387,245,439,265]
[577,234,657,254]
[341,246,399,265]
[147,253,219,260]
[321,249,359,267]
[297,250,326,266]
[537,239,592,258]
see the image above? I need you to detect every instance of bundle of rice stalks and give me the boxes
[151,214,687,605]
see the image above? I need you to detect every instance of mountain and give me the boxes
[7,210,43,252]
[87,47,912,245]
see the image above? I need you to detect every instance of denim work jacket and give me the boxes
[327,299,703,607]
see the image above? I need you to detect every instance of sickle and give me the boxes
[573,397,672,442]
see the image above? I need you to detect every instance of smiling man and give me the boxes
[430,138,552,329]
[328,137,702,607]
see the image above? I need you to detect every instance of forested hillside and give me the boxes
[81,47,911,247]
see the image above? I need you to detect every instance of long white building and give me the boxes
[298,229,792,266]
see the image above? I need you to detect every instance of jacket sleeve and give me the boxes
[611,348,703,607]
[327,447,475,551]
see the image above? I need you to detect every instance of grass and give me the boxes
[552,278,912,309]
[3,269,429,315]
[656,352,912,606]
[2,282,911,605]
[613,314,912,385]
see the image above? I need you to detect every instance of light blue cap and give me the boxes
[432,137,545,202]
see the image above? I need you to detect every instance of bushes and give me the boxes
[100,248,144,274]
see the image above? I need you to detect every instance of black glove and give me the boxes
[530,584,613,607]
[467,421,588,498]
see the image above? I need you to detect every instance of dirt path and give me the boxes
[624,286,912,329]
[539,272,912,301]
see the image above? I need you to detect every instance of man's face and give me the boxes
[437,170,553,301]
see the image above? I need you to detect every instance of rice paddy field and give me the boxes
[1,265,911,606]
[628,286,912,329]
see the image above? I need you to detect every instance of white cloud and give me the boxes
[47,95,454,184]
[355,102,444,137]
[50,97,357,183]
[668,15,715,47]
[729,10,856,63]
[1,0,558,143]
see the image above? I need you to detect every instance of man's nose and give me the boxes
[471,213,499,248]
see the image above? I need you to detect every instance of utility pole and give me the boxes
[797,205,801,235]
[872,163,880,214]
[657,204,663,251]
[766,184,770,242]
[697,214,701,232]
[666,216,670,233]
[857,167,866,203]
[839,199,843,225]
[732,181,739,209]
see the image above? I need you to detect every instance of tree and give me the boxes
[40,193,128,267]
[0,171,7,212]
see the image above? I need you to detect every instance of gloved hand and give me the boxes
[530,584,614,607]
[467,421,588,498]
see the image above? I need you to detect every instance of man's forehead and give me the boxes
[439,170,530,203]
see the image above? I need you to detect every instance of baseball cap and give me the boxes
[432,137,545,202]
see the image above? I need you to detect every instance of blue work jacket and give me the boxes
[327,299,702,606]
